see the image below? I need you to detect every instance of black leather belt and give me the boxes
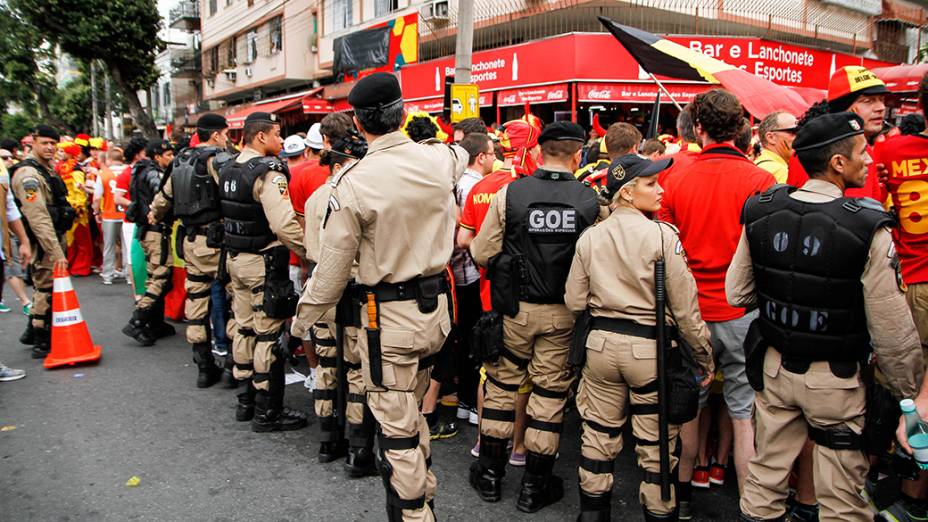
[590,317,677,340]
[358,273,448,303]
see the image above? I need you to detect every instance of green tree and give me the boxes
[0,112,36,142]
[11,0,164,138]
[0,5,59,124]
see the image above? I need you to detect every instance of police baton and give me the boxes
[655,259,671,502]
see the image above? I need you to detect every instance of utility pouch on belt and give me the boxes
[487,252,520,317]
[414,275,443,314]
[743,319,767,392]
[666,339,700,425]
[175,224,186,261]
[568,310,593,370]
[206,221,224,249]
[365,292,383,388]
[470,311,503,362]
[864,378,904,458]
[262,246,297,319]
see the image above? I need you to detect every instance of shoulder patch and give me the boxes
[22,177,40,202]
[270,174,289,199]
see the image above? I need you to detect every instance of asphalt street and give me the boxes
[0,274,741,521]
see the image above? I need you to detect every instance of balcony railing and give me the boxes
[170,48,202,78]
[169,0,200,31]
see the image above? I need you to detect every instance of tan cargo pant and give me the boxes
[183,234,219,345]
[312,317,338,419]
[228,252,283,391]
[741,348,869,521]
[481,302,575,456]
[359,298,452,522]
[576,329,680,515]
[29,236,63,330]
[137,230,171,310]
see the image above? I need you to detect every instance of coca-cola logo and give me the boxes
[501,95,517,104]
[546,90,565,100]
[585,89,614,100]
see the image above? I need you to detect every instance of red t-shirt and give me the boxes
[786,145,884,200]
[460,167,522,312]
[658,143,776,322]
[115,164,132,223]
[287,158,330,265]
[657,147,700,189]
[874,133,928,284]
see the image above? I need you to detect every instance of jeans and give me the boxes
[210,280,230,350]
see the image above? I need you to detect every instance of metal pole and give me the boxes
[104,69,114,140]
[649,72,683,111]
[454,0,475,84]
[90,61,99,136]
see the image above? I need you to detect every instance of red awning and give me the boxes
[404,93,491,114]
[302,98,334,113]
[497,83,569,107]
[873,64,928,93]
[226,97,303,129]
[577,82,710,104]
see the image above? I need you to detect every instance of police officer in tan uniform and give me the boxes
[292,72,467,522]
[150,113,235,388]
[564,154,715,521]
[302,124,374,474]
[728,112,923,522]
[218,112,308,432]
[469,122,602,513]
[122,140,176,346]
[11,125,75,359]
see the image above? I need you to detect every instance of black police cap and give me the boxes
[792,112,865,152]
[604,153,673,196]
[348,72,403,110]
[33,124,60,141]
[538,121,586,145]
[146,139,174,157]
[197,112,228,131]
[244,112,279,126]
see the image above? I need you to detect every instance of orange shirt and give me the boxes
[99,165,125,221]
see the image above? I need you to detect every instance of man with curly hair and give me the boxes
[658,89,776,519]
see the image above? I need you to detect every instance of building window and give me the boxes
[374,0,397,18]
[245,30,258,63]
[225,0,232,5]
[163,82,171,108]
[209,0,217,16]
[227,35,237,66]
[331,0,352,32]
[208,46,219,73]
[151,84,160,113]
[269,16,282,54]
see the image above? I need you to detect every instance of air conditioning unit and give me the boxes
[223,68,237,81]
[244,67,253,78]
[421,0,449,23]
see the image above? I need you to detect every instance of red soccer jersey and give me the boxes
[659,143,776,322]
[115,165,132,223]
[460,167,522,312]
[287,158,330,266]
[786,145,884,200]
[874,133,928,284]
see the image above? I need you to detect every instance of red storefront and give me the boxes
[393,32,896,129]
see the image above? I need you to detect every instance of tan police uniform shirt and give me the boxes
[726,178,923,398]
[470,175,610,268]
[10,154,64,261]
[233,146,306,260]
[564,206,715,374]
[293,131,468,336]
[150,146,222,222]
[303,177,332,264]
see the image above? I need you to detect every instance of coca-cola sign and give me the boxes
[497,83,569,106]
[577,83,711,103]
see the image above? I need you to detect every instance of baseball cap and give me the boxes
[604,154,672,196]
[827,66,890,112]
[305,123,324,150]
[282,135,307,158]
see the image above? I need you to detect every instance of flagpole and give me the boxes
[648,72,684,111]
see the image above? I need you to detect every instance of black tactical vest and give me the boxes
[503,168,600,303]
[171,146,225,227]
[129,159,164,223]
[742,184,893,363]
[9,158,76,237]
[219,156,286,253]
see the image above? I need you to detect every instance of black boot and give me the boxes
[252,390,308,432]
[516,451,564,513]
[31,327,50,359]
[19,318,35,345]
[643,507,678,522]
[122,308,156,346]
[150,298,175,339]
[222,356,238,389]
[236,378,255,422]
[577,488,611,521]
[318,416,348,463]
[345,407,377,478]
[470,434,508,502]
[193,343,222,388]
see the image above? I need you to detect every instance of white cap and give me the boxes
[305,122,324,150]
[282,135,307,157]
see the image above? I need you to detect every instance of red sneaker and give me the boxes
[709,464,725,486]
[691,467,710,488]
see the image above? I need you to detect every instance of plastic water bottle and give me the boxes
[901,399,928,470]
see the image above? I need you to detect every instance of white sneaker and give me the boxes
[469,409,479,426]
[0,364,26,382]
[304,367,317,392]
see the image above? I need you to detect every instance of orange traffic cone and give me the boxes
[45,265,102,369]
